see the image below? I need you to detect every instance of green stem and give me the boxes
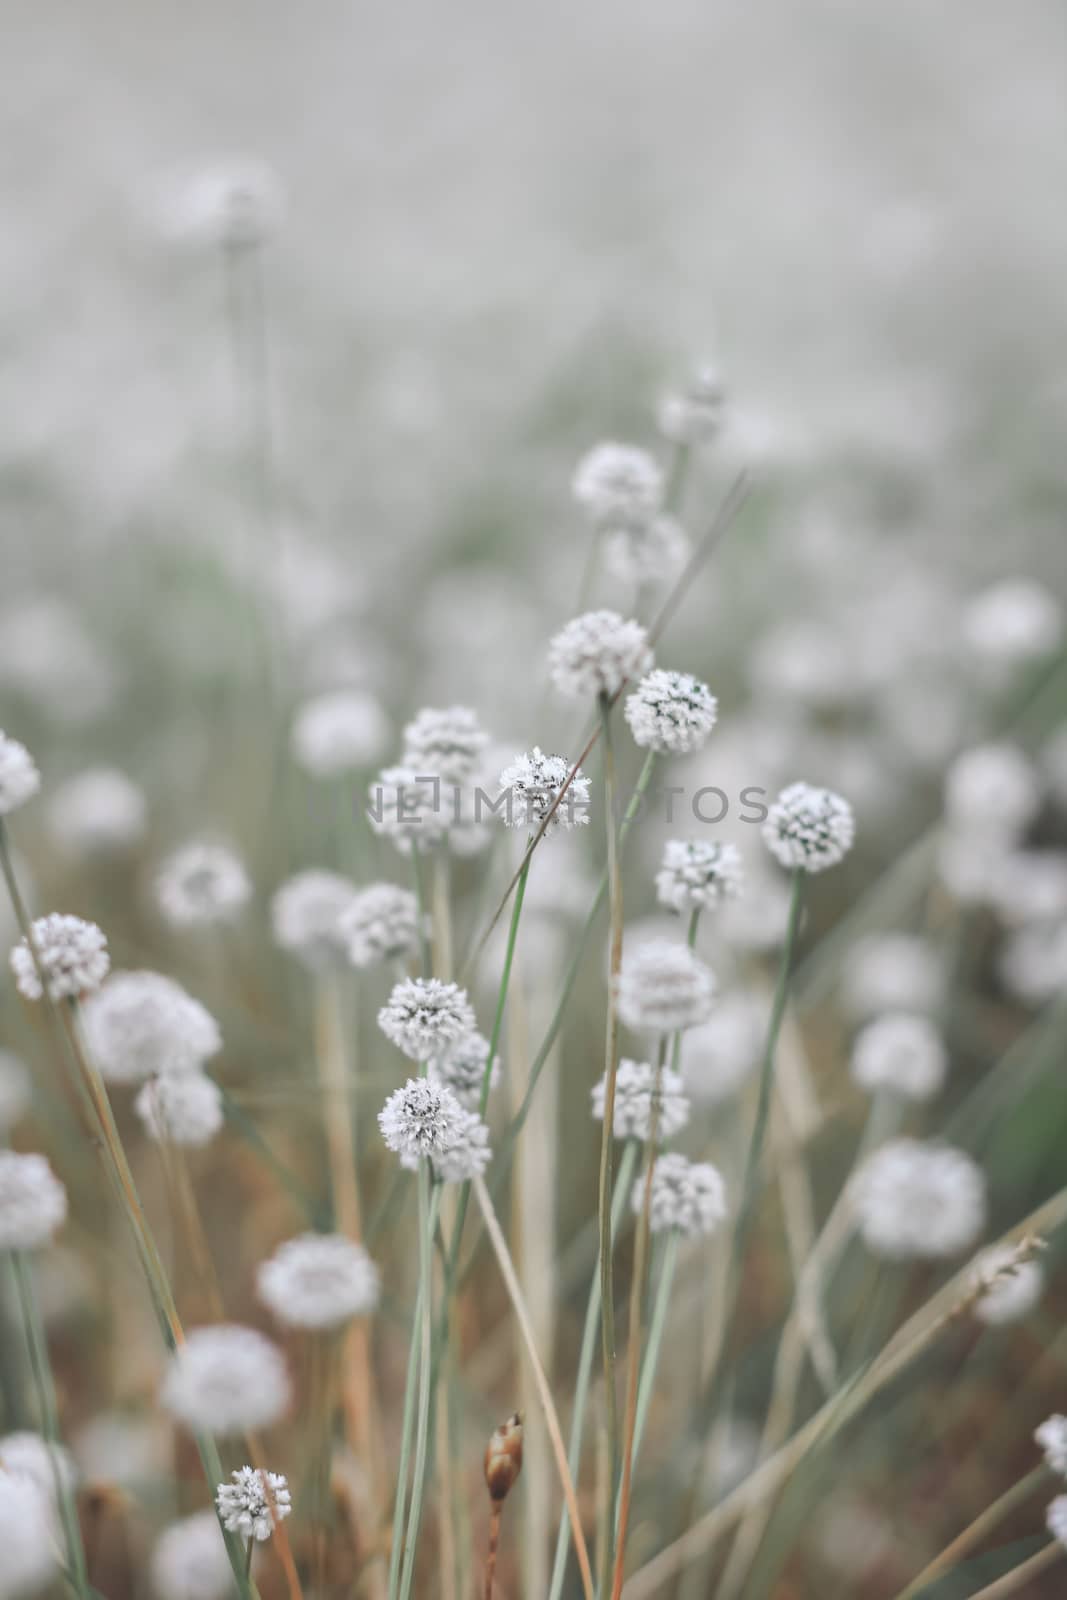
[398,1168,442,1600]
[410,851,432,977]
[387,1277,425,1600]
[597,692,625,1512]
[630,1233,680,1474]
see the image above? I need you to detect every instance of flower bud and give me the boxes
[484,1413,524,1502]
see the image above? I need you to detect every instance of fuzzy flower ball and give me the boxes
[402,705,489,783]
[45,766,147,856]
[548,610,653,700]
[378,977,476,1061]
[964,579,1063,669]
[616,940,716,1036]
[658,365,727,445]
[216,1466,291,1543]
[257,1233,380,1329]
[342,883,421,968]
[636,1153,727,1238]
[428,1031,499,1109]
[379,1077,491,1182]
[497,749,591,831]
[680,994,768,1107]
[849,1014,948,1103]
[604,515,690,587]
[160,1325,291,1435]
[763,782,855,874]
[1036,1415,1067,1475]
[0,1471,59,1598]
[1047,1496,1067,1551]
[655,839,744,913]
[970,1243,1044,1327]
[135,1073,224,1148]
[290,689,390,778]
[156,844,252,928]
[0,1152,67,1250]
[150,1510,233,1600]
[591,1060,690,1142]
[10,914,109,1002]
[0,733,40,817]
[624,669,718,756]
[81,971,221,1084]
[368,765,450,854]
[0,1433,76,1504]
[944,743,1040,841]
[852,1140,986,1260]
[572,442,664,530]
[271,871,360,971]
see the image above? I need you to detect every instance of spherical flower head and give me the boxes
[136,1073,224,1149]
[616,940,716,1037]
[291,689,390,779]
[271,871,360,971]
[572,442,664,530]
[156,844,251,928]
[0,1052,31,1136]
[378,1077,491,1182]
[603,515,690,587]
[151,1510,233,1600]
[431,1103,492,1183]
[81,971,221,1084]
[964,579,1063,669]
[0,1471,59,1597]
[216,1466,291,1543]
[547,610,652,700]
[342,883,421,968]
[160,1325,291,1435]
[1048,1495,1067,1551]
[624,669,717,756]
[658,364,727,445]
[0,1152,67,1250]
[944,744,1040,841]
[1036,1415,1067,1475]
[655,839,743,913]
[849,1013,948,1103]
[763,782,855,874]
[852,1139,986,1260]
[378,977,476,1061]
[45,767,147,857]
[591,1059,690,1142]
[10,914,109,1002]
[402,705,489,784]
[0,1433,76,1507]
[636,1153,727,1237]
[368,765,450,855]
[497,748,591,832]
[257,1232,380,1329]
[160,160,285,249]
[0,733,40,817]
[428,1031,499,1109]
[680,994,768,1107]
[841,934,945,1019]
[970,1243,1044,1327]
[999,920,1067,1006]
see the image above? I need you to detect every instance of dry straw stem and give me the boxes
[472,1174,596,1600]
[622,1184,1067,1598]
[966,1541,1065,1599]
[891,1466,1050,1600]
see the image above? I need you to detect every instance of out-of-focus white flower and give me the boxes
[636,1153,727,1237]
[0,1434,76,1506]
[658,365,726,445]
[655,840,743,913]
[840,934,945,1020]
[963,579,1063,671]
[719,874,792,953]
[428,1031,499,1109]
[401,706,489,784]
[0,1471,59,1597]
[82,972,221,1084]
[160,1326,291,1435]
[680,994,768,1106]
[591,1059,689,1142]
[998,920,1067,1005]
[73,1411,169,1488]
[603,516,690,586]
[0,1052,31,1135]
[616,940,716,1036]
[368,765,450,854]
[763,782,854,874]
[291,690,390,779]
[937,831,1012,907]
[750,623,859,714]
[378,1077,491,1182]
[378,978,475,1060]
[0,1153,67,1250]
[150,1509,233,1600]
[10,914,109,1002]
[257,1233,379,1329]
[548,611,653,700]
[0,599,117,728]
[271,871,360,970]
[156,844,251,928]
[624,669,717,756]
[216,1466,291,1542]
[849,1013,948,1102]
[342,883,421,969]
[970,1243,1044,1326]
[1047,1495,1067,1550]
[45,767,146,857]
[497,749,591,831]
[990,852,1067,926]
[0,734,39,817]
[852,1140,986,1259]
[156,160,285,248]
[572,443,663,530]
[135,1074,224,1148]
[944,744,1040,842]
[816,1495,896,1580]
[1036,1415,1067,1475]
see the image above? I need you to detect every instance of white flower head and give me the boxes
[547,610,652,700]
[963,579,1063,670]
[944,744,1040,841]
[45,767,147,857]
[603,516,690,587]
[841,934,945,1019]
[635,1153,727,1237]
[970,1243,1044,1327]
[342,883,421,969]
[291,689,390,779]
[0,1152,67,1250]
[135,1074,224,1149]
[655,839,743,913]
[763,782,855,873]
[257,1233,380,1330]
[10,914,109,1002]
[658,364,727,445]
[402,706,489,784]
[0,1433,76,1506]
[378,1077,491,1182]
[368,765,450,855]
[591,1059,690,1142]
[1036,1415,1067,1475]
[160,1325,291,1435]
[216,1466,291,1543]
[852,1140,986,1260]
[680,994,768,1106]
[616,939,716,1036]
[1047,1495,1067,1551]
[0,1471,59,1598]
[624,669,718,756]
[271,871,360,971]
[428,1031,499,1109]
[496,749,591,832]
[378,978,475,1061]
[0,734,40,817]
[159,160,285,248]
[151,1510,233,1600]
[81,971,221,1084]
[999,921,1067,1006]
[0,1052,31,1136]
[849,1014,948,1103]
[156,844,252,928]
[572,442,664,530]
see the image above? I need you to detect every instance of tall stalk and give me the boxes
[397,1165,442,1600]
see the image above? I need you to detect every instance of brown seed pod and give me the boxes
[484,1411,524,1502]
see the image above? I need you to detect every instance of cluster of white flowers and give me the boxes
[271,870,360,970]
[378,1077,491,1182]
[616,940,716,1036]
[10,914,110,1003]
[257,1232,380,1329]
[378,978,476,1060]
[428,1031,499,1109]
[655,839,744,913]
[497,749,591,831]
[963,579,1063,671]
[572,443,664,530]
[156,844,252,928]
[216,1465,291,1543]
[624,669,718,756]
[0,1432,76,1502]
[636,1153,727,1237]
[943,743,1040,842]
[151,1509,233,1600]
[401,705,488,783]
[343,882,421,968]
[368,765,450,854]
[0,1470,59,1597]
[852,1140,986,1260]
[291,689,390,778]
[82,971,221,1083]
[1037,1414,1067,1550]
[0,732,40,817]
[45,766,147,857]
[548,610,653,700]
[135,1073,224,1148]
[763,782,855,874]
[160,1325,291,1434]
[849,1013,948,1102]
[591,1059,689,1142]
[604,515,690,586]
[0,1152,67,1250]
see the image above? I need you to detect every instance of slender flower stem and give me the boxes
[597,692,625,1504]
[410,851,432,976]
[432,849,453,980]
[630,1233,680,1469]
[244,1537,255,1579]
[891,1467,1050,1600]
[966,1543,1064,1599]
[398,1167,443,1600]
[387,1276,425,1600]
